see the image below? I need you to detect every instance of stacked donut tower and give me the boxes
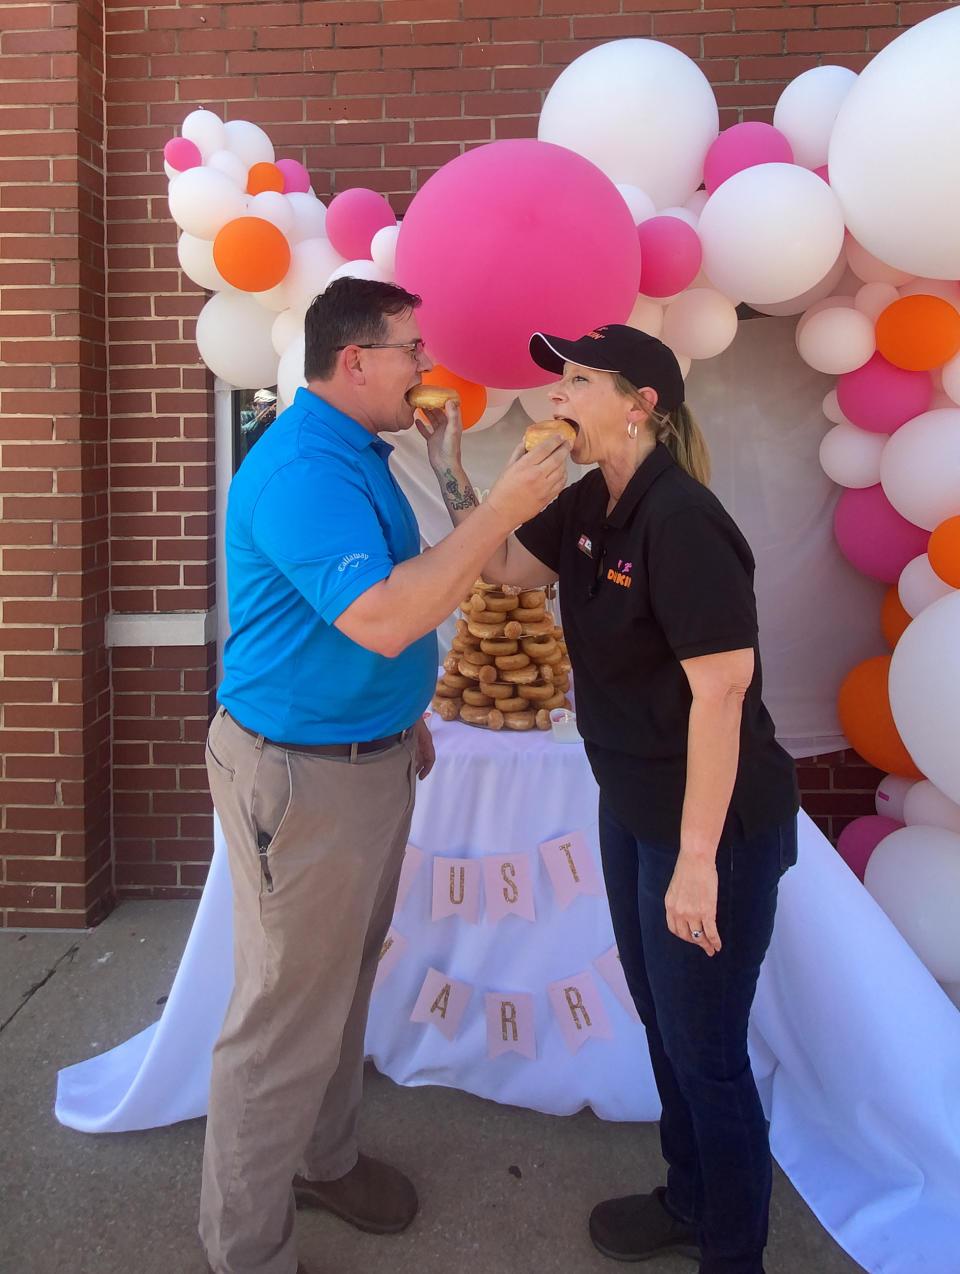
[432,582,572,731]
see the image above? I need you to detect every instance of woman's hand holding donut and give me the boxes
[664,854,722,956]
[485,430,570,528]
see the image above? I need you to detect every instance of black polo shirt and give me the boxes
[516,444,798,846]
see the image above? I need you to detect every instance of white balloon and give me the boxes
[819,422,887,488]
[371,224,401,273]
[196,291,279,389]
[698,164,845,305]
[167,166,248,240]
[626,295,665,338]
[684,189,709,216]
[247,190,295,238]
[940,351,960,406]
[538,39,719,208]
[277,334,307,408]
[854,281,900,323]
[177,232,231,293]
[324,259,391,287]
[829,7,960,278]
[845,235,914,286]
[880,408,960,531]
[206,148,248,187]
[163,160,180,183]
[875,773,918,821]
[180,108,226,160]
[675,353,692,379]
[518,381,562,423]
[796,306,876,375]
[750,250,847,317]
[657,205,699,229]
[890,590,960,804]
[256,237,347,313]
[287,191,327,243]
[898,553,955,617]
[773,65,858,169]
[224,118,275,168]
[661,288,738,361]
[903,780,960,835]
[864,825,960,981]
[271,308,306,358]
[615,184,657,224]
[796,293,856,340]
[468,386,517,433]
[821,389,851,425]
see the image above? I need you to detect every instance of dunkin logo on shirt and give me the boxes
[606,559,632,589]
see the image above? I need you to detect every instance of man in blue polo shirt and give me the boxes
[200,277,570,1274]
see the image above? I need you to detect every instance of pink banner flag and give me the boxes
[372,926,408,993]
[410,967,472,1042]
[593,944,641,1023]
[394,842,424,912]
[546,969,615,1054]
[485,991,537,1060]
[538,830,604,910]
[481,854,537,925]
[431,856,482,924]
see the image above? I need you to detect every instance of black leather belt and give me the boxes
[224,709,409,759]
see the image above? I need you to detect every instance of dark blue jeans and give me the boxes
[598,796,797,1274]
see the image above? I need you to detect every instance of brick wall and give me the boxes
[2,0,954,925]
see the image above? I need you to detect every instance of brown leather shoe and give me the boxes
[293,1153,418,1234]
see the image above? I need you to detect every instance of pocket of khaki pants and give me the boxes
[205,736,235,781]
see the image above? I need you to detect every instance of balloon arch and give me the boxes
[163,16,960,995]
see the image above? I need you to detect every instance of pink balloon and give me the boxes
[813,165,830,183]
[636,216,703,298]
[834,485,930,582]
[164,137,203,172]
[395,139,641,388]
[275,158,311,195]
[836,353,933,434]
[325,188,395,261]
[703,122,794,194]
[837,815,903,881]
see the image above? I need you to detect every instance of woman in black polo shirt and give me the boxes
[421,324,799,1274]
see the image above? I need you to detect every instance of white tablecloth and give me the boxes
[56,718,960,1274]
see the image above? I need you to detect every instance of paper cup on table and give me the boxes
[549,708,580,743]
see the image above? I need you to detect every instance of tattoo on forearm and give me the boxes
[442,468,479,512]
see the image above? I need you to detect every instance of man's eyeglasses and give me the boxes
[336,339,427,359]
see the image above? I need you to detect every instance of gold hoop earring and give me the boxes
[627,420,638,440]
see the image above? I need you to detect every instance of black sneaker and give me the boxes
[589,1186,700,1262]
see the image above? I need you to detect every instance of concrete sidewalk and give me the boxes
[0,901,864,1274]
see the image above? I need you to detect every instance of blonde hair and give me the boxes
[613,373,711,486]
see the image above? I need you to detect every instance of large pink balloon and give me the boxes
[703,122,793,194]
[636,216,702,298]
[394,139,642,389]
[834,485,930,582]
[325,187,395,261]
[836,353,933,434]
[837,814,903,881]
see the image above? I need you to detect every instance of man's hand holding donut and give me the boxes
[410,385,464,476]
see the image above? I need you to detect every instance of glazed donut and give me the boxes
[536,647,563,666]
[442,671,471,690]
[538,663,556,682]
[493,695,528,713]
[450,634,478,654]
[520,616,554,637]
[535,708,552,731]
[480,638,518,656]
[510,605,546,623]
[503,620,523,640]
[462,687,494,707]
[521,636,558,659]
[459,703,491,726]
[461,648,495,666]
[477,664,499,685]
[407,383,461,411]
[486,708,505,731]
[457,659,483,681]
[433,680,462,699]
[523,418,577,451]
[467,619,506,640]
[500,664,539,684]
[493,652,531,671]
[540,690,567,711]
[432,696,461,721]
[455,619,470,637]
[517,681,557,702]
[484,682,516,699]
[502,709,536,730]
[473,591,515,612]
[519,590,545,609]
[469,609,510,626]
[472,577,496,592]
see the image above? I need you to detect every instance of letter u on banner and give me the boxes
[431,856,482,923]
[482,854,536,924]
[410,967,472,1042]
[485,991,537,1060]
[546,969,615,1054]
[539,830,604,910]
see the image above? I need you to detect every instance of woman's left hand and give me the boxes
[412,716,436,781]
[664,854,722,955]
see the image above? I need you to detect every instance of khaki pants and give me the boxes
[199,707,417,1274]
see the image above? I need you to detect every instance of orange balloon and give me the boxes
[928,514,960,588]
[246,161,284,195]
[880,586,912,649]
[421,364,488,429]
[837,655,923,779]
[213,216,291,292]
[875,294,960,371]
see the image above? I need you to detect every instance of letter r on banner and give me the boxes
[485,991,537,1060]
[546,969,615,1054]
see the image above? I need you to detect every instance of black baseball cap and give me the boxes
[529,324,685,413]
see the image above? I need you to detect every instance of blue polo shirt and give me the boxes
[218,387,437,742]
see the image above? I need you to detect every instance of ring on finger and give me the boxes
[690,928,703,939]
